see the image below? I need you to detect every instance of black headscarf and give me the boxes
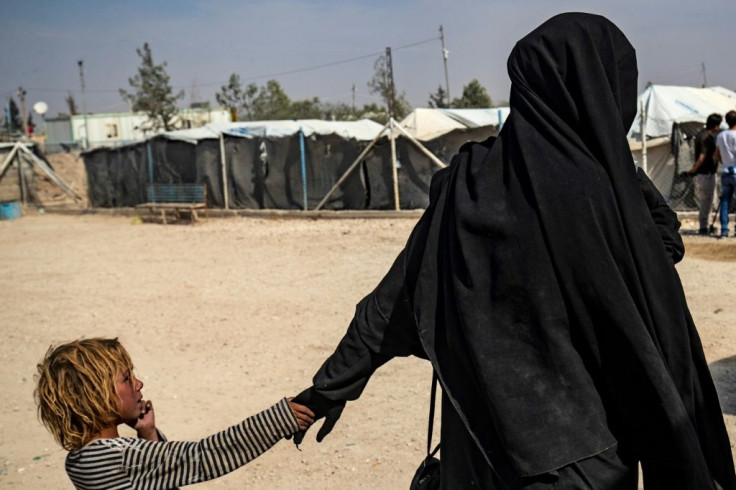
[301,12,735,489]
[407,12,734,487]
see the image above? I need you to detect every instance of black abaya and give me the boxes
[296,13,735,489]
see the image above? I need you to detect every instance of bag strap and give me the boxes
[426,370,440,457]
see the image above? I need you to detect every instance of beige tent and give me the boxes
[0,141,82,206]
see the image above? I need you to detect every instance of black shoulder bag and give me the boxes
[410,371,441,490]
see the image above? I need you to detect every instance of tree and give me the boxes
[321,101,360,121]
[357,102,389,124]
[428,85,449,108]
[251,80,293,120]
[65,92,78,115]
[290,97,322,119]
[120,43,184,131]
[367,55,411,119]
[451,79,492,108]
[2,98,23,135]
[215,73,258,120]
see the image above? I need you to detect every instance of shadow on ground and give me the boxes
[710,355,736,415]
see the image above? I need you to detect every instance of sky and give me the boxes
[1,0,734,120]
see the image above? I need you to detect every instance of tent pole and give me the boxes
[18,144,83,203]
[389,118,401,210]
[219,133,230,209]
[391,120,447,168]
[146,141,155,201]
[299,127,308,211]
[314,122,390,211]
[0,142,21,179]
[640,100,648,174]
[18,149,27,205]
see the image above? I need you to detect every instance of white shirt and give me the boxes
[716,129,736,169]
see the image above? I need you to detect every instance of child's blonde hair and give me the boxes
[34,338,134,451]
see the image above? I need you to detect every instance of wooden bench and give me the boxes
[135,184,207,224]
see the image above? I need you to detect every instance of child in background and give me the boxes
[34,338,314,489]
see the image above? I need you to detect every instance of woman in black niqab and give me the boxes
[294,13,736,489]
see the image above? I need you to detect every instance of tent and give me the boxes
[82,119,447,210]
[0,142,82,207]
[628,85,736,140]
[81,111,513,212]
[628,85,736,210]
[398,107,509,163]
[399,108,509,141]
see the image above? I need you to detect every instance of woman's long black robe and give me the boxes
[297,13,736,489]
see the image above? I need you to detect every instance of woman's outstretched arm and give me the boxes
[293,248,426,443]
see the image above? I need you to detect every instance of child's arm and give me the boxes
[120,398,310,487]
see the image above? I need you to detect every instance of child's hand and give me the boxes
[287,397,315,431]
[131,400,159,441]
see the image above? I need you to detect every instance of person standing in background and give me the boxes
[688,113,722,235]
[715,110,736,237]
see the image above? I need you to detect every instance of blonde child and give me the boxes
[34,338,314,489]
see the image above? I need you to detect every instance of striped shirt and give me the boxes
[65,398,299,489]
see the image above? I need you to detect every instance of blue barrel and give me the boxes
[0,201,22,220]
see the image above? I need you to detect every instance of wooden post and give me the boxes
[299,128,308,211]
[314,122,390,211]
[18,143,83,203]
[18,149,27,204]
[0,142,21,179]
[640,100,648,174]
[219,133,230,209]
[439,25,451,102]
[391,120,447,168]
[18,87,29,137]
[389,118,400,211]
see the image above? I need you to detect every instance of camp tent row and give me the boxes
[78,86,735,212]
[81,109,509,211]
[628,84,736,210]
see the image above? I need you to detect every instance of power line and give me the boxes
[10,36,441,95]
[20,87,119,94]
[199,51,383,87]
[201,37,439,86]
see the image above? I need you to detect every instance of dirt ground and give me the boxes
[1,213,735,489]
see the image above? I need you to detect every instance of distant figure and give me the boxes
[35,338,314,489]
[687,113,722,234]
[293,13,736,489]
[715,110,736,237]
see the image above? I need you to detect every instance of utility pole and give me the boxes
[5,99,12,136]
[351,83,356,112]
[439,25,451,104]
[78,59,90,149]
[17,87,29,137]
[385,47,397,119]
[701,62,707,88]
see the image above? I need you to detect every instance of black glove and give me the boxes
[291,387,346,445]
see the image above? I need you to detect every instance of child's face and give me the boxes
[116,369,145,424]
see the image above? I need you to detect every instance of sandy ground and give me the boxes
[1,213,735,489]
